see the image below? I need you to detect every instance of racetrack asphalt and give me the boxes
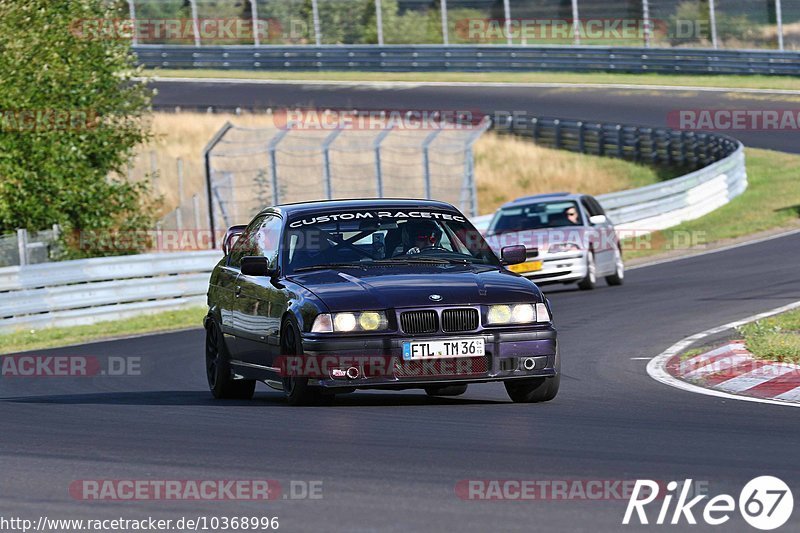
[1,82,799,532]
[3,232,800,532]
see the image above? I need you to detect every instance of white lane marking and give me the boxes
[646,300,800,408]
[713,364,797,393]
[776,386,800,402]
[630,357,652,360]
[680,342,746,371]
[142,77,800,96]
[682,354,752,380]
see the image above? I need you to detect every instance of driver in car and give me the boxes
[400,219,442,255]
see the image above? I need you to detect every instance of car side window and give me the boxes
[254,216,283,269]
[587,196,606,217]
[228,215,266,268]
[581,198,598,218]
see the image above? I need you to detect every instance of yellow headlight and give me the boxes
[359,312,382,331]
[487,305,512,325]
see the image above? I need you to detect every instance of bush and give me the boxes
[0,0,158,258]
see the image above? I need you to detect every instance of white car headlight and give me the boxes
[486,303,550,325]
[312,311,389,333]
[549,242,581,253]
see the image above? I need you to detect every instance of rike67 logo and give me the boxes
[623,477,793,530]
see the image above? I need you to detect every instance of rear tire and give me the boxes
[205,320,256,400]
[577,252,596,291]
[425,384,468,397]
[504,375,560,403]
[605,247,625,286]
[281,322,333,406]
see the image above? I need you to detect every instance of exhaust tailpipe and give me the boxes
[346,366,360,380]
[521,358,536,371]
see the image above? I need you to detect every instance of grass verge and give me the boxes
[0,307,206,355]
[738,309,800,364]
[624,147,800,262]
[147,69,800,92]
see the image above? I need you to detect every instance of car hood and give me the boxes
[287,264,542,312]
[485,227,589,252]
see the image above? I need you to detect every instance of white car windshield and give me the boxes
[488,201,583,235]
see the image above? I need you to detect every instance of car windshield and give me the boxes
[284,209,500,274]
[488,201,583,235]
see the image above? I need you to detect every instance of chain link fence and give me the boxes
[178,113,490,243]
[122,0,800,50]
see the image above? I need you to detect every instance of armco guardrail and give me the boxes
[0,251,220,333]
[0,117,745,333]
[472,115,746,232]
[133,45,800,76]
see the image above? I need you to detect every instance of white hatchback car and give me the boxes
[484,193,624,290]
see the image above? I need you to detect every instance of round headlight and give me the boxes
[359,312,382,331]
[488,305,512,324]
[334,313,357,332]
[511,304,535,323]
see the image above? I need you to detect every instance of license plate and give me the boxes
[509,260,543,274]
[402,338,485,360]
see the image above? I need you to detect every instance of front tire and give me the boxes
[425,384,468,397]
[504,375,560,403]
[281,322,333,406]
[205,320,255,400]
[577,252,596,290]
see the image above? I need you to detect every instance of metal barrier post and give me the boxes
[776,0,785,51]
[188,0,201,46]
[312,0,322,46]
[177,158,185,232]
[192,194,201,230]
[17,229,28,267]
[422,130,442,199]
[708,0,718,49]
[268,128,291,206]
[126,0,137,46]
[249,0,260,46]
[571,0,581,45]
[373,126,394,197]
[321,129,343,199]
[503,0,512,46]
[578,121,585,152]
[376,0,384,45]
[642,0,651,48]
[202,122,233,248]
[441,0,449,45]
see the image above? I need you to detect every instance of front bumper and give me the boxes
[516,251,588,284]
[299,328,558,389]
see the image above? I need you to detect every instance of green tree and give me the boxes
[0,0,158,258]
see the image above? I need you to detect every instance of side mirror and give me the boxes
[589,215,607,225]
[241,256,277,277]
[223,225,247,255]
[500,245,527,266]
